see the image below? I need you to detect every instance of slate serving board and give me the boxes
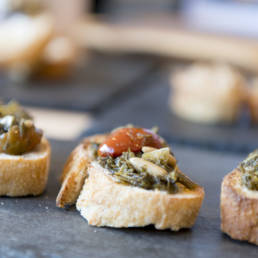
[0,53,154,111]
[86,69,258,153]
[0,139,257,258]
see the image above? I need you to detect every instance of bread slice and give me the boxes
[0,137,50,197]
[221,169,258,245]
[0,14,53,68]
[169,64,246,124]
[56,134,107,208]
[57,134,204,230]
[76,162,204,230]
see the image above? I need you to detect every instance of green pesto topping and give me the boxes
[95,143,197,193]
[0,101,42,155]
[239,150,258,191]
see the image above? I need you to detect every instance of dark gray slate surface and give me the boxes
[0,54,154,111]
[0,139,257,258]
[86,69,258,153]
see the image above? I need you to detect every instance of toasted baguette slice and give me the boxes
[0,14,53,68]
[170,64,246,124]
[56,134,107,208]
[0,137,50,197]
[76,161,204,230]
[221,169,258,245]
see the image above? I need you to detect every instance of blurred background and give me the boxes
[1,0,258,152]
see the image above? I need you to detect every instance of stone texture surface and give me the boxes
[0,54,153,111]
[0,140,257,258]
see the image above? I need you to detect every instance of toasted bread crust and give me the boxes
[248,85,258,124]
[0,137,50,196]
[56,134,107,208]
[76,162,204,230]
[221,169,258,245]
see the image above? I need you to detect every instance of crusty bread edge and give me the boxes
[56,134,107,208]
[76,162,205,230]
[0,137,51,197]
[220,169,258,245]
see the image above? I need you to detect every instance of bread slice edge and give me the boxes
[220,169,258,245]
[0,137,51,196]
[76,161,205,230]
[56,134,107,208]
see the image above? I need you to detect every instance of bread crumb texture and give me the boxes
[77,162,204,231]
[0,138,50,196]
[221,169,258,245]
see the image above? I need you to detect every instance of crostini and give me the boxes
[57,126,204,231]
[0,101,50,196]
[221,150,258,245]
[0,14,53,70]
[169,63,246,124]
